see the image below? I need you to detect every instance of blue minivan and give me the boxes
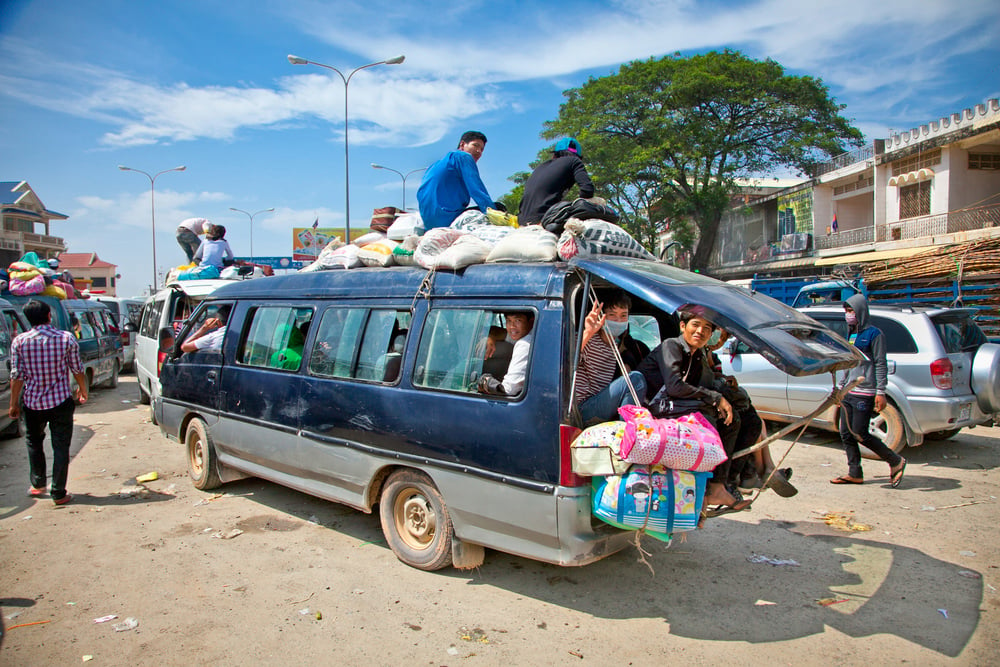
[156,258,859,570]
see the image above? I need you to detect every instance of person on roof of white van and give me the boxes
[193,225,234,271]
[177,218,213,264]
[478,312,533,396]
[181,305,231,353]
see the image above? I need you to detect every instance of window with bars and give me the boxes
[891,149,941,176]
[899,181,931,219]
[969,153,1000,170]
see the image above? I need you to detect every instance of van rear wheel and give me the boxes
[379,470,454,571]
[105,360,119,388]
[186,418,222,490]
[138,383,151,405]
[862,402,905,460]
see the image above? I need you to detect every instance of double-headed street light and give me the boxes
[370,164,426,211]
[118,164,186,291]
[229,207,274,264]
[287,53,405,243]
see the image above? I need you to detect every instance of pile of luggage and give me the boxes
[300,199,656,273]
[1,252,80,299]
[572,406,728,543]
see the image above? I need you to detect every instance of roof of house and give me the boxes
[56,252,116,269]
[0,181,69,220]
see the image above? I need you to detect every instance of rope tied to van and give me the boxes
[410,266,437,314]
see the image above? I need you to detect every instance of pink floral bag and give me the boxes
[617,405,727,472]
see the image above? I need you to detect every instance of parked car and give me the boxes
[129,280,231,419]
[92,296,144,370]
[155,259,860,571]
[720,303,1000,456]
[0,297,30,437]
[5,295,125,396]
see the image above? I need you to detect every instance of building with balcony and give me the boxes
[55,252,119,297]
[0,181,68,267]
[705,98,1000,280]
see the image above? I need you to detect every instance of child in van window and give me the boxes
[478,312,533,396]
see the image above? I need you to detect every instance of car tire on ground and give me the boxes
[379,470,454,571]
[862,402,905,460]
[105,360,119,388]
[186,417,222,490]
[138,382,151,405]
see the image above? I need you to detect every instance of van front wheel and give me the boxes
[379,470,454,571]
[186,418,222,490]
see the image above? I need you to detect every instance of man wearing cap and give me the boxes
[518,137,595,225]
[416,131,494,230]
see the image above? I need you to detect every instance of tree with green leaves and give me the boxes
[538,49,863,270]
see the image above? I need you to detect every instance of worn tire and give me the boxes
[861,402,906,460]
[379,470,454,571]
[186,418,222,490]
[106,360,119,388]
[138,382,151,405]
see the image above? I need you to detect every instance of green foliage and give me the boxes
[536,49,863,270]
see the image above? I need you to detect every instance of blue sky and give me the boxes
[1,0,998,297]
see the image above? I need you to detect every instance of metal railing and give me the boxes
[811,143,876,176]
[876,203,1000,242]
[814,225,874,249]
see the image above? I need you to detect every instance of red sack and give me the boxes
[370,206,400,233]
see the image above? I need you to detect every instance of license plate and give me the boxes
[959,403,972,421]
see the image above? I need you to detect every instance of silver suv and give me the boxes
[720,304,1000,456]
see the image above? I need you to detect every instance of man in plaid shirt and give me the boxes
[8,300,88,505]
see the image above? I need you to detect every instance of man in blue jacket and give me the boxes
[417,131,494,230]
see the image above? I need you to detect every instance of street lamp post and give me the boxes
[287,53,404,243]
[370,164,426,211]
[229,207,275,264]
[118,164,186,291]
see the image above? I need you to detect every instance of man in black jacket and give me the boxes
[518,137,595,225]
[638,310,750,515]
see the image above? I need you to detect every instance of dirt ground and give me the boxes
[1,374,998,666]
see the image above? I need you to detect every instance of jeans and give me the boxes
[176,228,201,263]
[839,393,902,478]
[578,371,646,426]
[24,397,76,500]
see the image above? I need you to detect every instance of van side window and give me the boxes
[141,300,164,339]
[239,307,313,371]
[0,316,11,357]
[91,311,108,335]
[413,309,501,393]
[77,313,97,340]
[3,310,26,337]
[308,308,410,383]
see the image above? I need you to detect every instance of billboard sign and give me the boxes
[292,227,345,261]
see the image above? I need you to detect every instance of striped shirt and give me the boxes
[575,332,618,405]
[11,325,84,410]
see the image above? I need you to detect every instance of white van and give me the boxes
[131,280,231,416]
[92,296,144,370]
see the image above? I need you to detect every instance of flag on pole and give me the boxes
[831,213,839,233]
[312,217,319,230]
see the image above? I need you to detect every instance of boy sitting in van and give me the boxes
[477,312,533,396]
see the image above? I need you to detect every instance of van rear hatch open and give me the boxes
[573,257,862,377]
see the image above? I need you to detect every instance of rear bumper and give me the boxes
[905,394,993,433]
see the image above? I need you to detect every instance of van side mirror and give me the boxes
[124,321,138,333]
[159,326,179,358]
[726,338,739,359]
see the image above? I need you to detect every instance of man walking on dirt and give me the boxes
[8,299,88,505]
